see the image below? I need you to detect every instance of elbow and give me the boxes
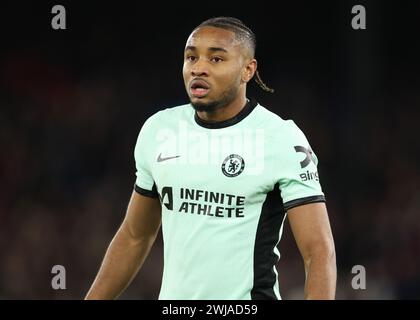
[325,246,336,270]
[303,241,336,269]
[321,242,336,264]
[119,221,157,248]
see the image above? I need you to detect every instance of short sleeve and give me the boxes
[134,117,159,198]
[278,121,325,211]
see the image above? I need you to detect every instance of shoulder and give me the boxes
[254,103,308,143]
[138,103,192,132]
[134,103,192,156]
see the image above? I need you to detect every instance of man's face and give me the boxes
[183,26,247,112]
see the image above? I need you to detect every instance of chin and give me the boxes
[190,98,219,112]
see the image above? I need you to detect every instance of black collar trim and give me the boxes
[194,99,258,129]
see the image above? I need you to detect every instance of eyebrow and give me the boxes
[185,46,228,53]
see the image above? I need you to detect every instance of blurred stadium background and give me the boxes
[0,1,419,299]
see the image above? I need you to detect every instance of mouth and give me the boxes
[190,79,210,98]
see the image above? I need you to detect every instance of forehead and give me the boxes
[185,26,239,51]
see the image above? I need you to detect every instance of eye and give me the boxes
[211,56,223,63]
[186,55,196,62]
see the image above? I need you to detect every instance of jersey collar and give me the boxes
[194,98,258,129]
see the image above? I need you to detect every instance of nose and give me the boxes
[191,59,208,77]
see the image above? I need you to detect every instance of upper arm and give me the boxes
[128,115,162,240]
[275,121,334,258]
[287,202,335,261]
[134,116,158,196]
[122,191,162,242]
[276,120,325,210]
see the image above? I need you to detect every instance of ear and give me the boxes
[241,58,257,83]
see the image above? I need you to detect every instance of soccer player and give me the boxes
[85,17,336,300]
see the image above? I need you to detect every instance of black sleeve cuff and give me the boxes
[283,195,326,211]
[134,183,159,198]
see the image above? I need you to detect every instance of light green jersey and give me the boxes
[134,99,325,300]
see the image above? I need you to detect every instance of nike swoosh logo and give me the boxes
[157,153,180,162]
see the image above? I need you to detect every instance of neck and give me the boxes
[196,94,248,123]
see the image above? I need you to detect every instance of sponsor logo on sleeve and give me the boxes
[294,146,319,182]
[294,146,315,168]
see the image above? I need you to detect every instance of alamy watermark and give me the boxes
[153,121,265,175]
[51,265,66,290]
[351,265,366,290]
[51,5,66,30]
[351,5,366,30]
